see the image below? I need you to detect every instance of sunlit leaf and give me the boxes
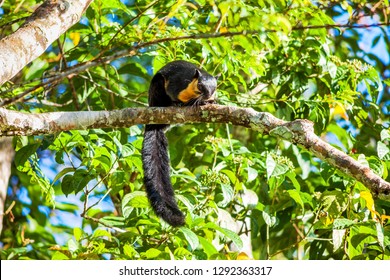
[143,248,162,259]
[332,229,345,252]
[198,236,218,257]
[73,228,83,242]
[287,189,304,209]
[377,141,390,160]
[179,227,199,251]
[205,223,243,251]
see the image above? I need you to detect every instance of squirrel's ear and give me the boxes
[214,73,221,80]
[193,69,201,79]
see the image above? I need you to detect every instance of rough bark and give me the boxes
[0,0,93,85]
[0,105,389,197]
[0,137,14,235]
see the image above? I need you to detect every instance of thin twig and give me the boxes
[86,189,112,212]
[0,201,16,216]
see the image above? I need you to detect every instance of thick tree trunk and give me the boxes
[0,137,14,235]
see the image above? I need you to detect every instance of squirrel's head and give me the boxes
[194,69,218,102]
[176,67,219,105]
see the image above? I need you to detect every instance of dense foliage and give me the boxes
[1,0,389,260]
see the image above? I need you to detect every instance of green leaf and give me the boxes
[99,216,125,227]
[266,153,289,179]
[219,183,234,207]
[377,141,390,160]
[217,227,243,251]
[179,227,199,251]
[371,35,381,48]
[143,248,162,259]
[122,191,148,219]
[320,162,335,183]
[110,170,125,194]
[123,243,138,258]
[51,251,70,260]
[367,156,384,176]
[14,143,40,167]
[54,150,64,164]
[266,153,276,180]
[122,191,147,206]
[73,227,83,242]
[93,229,112,239]
[176,194,196,213]
[25,58,48,80]
[112,135,123,156]
[287,189,304,209]
[128,196,149,208]
[121,143,135,157]
[247,166,258,182]
[205,223,243,250]
[262,210,277,227]
[376,222,385,250]
[320,190,348,218]
[198,236,218,257]
[174,247,192,258]
[332,229,345,252]
[347,225,377,259]
[67,239,80,253]
[61,175,74,196]
[92,155,112,173]
[221,169,239,186]
[52,167,76,185]
[327,61,337,78]
[72,169,95,193]
[333,218,356,229]
[286,172,301,191]
[380,129,390,141]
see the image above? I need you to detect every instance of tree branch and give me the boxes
[1,105,389,197]
[0,0,93,85]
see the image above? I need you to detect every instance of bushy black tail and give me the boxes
[141,124,185,227]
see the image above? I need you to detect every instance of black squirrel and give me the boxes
[141,60,218,226]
